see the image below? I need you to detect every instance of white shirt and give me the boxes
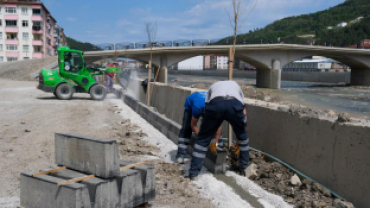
[206,81,245,104]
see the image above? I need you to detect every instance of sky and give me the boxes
[42,0,345,45]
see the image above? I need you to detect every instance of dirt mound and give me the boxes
[0,57,57,81]
[227,146,354,208]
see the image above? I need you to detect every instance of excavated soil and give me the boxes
[226,145,354,208]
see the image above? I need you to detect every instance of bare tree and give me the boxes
[225,0,257,148]
[145,22,157,106]
[226,0,257,60]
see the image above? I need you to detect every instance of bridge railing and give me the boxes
[93,38,369,50]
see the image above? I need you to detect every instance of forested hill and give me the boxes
[66,37,100,51]
[220,0,370,47]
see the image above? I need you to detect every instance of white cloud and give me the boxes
[81,0,344,44]
[66,17,77,22]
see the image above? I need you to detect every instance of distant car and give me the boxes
[244,65,256,71]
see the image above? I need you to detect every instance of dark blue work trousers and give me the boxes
[177,110,192,156]
[189,98,249,176]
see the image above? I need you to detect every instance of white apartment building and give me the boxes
[0,0,66,62]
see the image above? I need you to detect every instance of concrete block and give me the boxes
[188,134,227,174]
[120,161,156,203]
[55,133,120,178]
[20,172,91,208]
[39,167,120,208]
[117,169,143,208]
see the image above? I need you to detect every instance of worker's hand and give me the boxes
[210,139,217,155]
[234,142,240,155]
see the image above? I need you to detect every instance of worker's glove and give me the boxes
[210,139,217,155]
[234,142,240,155]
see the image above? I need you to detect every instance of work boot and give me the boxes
[185,174,198,181]
[234,167,247,176]
[176,154,189,164]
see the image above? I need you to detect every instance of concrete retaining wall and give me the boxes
[169,70,351,83]
[127,78,369,208]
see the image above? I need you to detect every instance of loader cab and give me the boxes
[57,46,85,75]
[64,52,84,73]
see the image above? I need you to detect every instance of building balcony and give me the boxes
[33,52,43,58]
[6,51,19,57]
[5,39,19,45]
[4,14,18,20]
[5,27,19,33]
[31,15,43,21]
[32,40,43,46]
[32,26,43,33]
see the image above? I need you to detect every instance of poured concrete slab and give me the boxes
[55,133,120,178]
[20,172,91,208]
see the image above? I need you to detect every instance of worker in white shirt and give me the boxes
[187,80,248,179]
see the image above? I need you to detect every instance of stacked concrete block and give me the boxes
[55,133,121,178]
[20,133,156,208]
[39,167,120,208]
[117,169,143,208]
[120,161,156,203]
[20,172,91,208]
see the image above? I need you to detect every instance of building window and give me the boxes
[7,45,18,51]
[5,20,17,27]
[7,57,18,62]
[48,49,52,55]
[24,57,29,60]
[0,44,3,50]
[23,45,29,51]
[0,32,2,39]
[21,7,27,14]
[32,9,41,15]
[23,33,29,40]
[0,57,3,62]
[5,7,17,14]
[0,7,2,14]
[7,33,17,40]
[22,20,28,27]
[0,20,2,26]
[34,46,42,52]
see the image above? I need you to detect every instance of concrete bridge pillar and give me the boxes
[351,68,370,86]
[155,56,168,83]
[256,59,281,89]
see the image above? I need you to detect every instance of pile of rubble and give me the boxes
[20,133,155,208]
[227,147,354,208]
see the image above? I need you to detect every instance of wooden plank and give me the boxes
[120,161,146,171]
[32,166,66,177]
[57,175,95,186]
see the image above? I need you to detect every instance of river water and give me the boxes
[138,73,370,120]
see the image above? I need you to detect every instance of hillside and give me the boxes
[220,0,370,47]
[66,37,100,51]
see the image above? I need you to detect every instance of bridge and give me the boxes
[83,44,370,89]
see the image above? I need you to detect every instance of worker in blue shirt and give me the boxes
[188,81,248,180]
[176,92,222,163]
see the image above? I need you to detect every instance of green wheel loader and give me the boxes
[37,46,122,100]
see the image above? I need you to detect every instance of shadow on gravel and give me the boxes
[36,96,91,100]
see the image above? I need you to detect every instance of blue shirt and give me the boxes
[184,92,207,119]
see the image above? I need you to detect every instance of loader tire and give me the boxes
[90,84,107,100]
[55,83,73,100]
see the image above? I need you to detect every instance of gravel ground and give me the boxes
[0,79,215,208]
